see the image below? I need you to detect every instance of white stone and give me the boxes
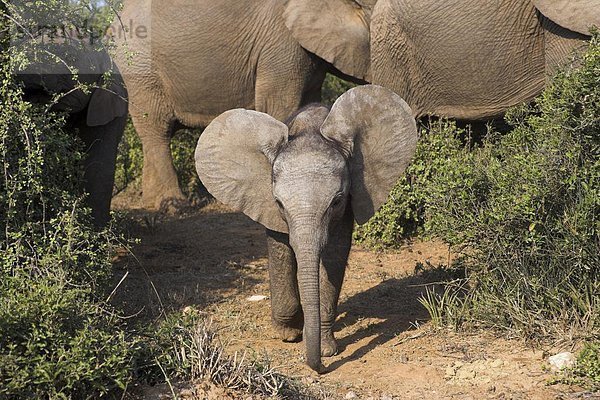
[445,365,457,378]
[456,368,477,380]
[345,391,357,399]
[548,352,576,371]
[489,359,504,368]
[246,295,268,302]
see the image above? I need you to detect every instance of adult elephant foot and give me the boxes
[157,196,193,215]
[321,331,338,357]
[141,178,190,214]
[141,155,189,213]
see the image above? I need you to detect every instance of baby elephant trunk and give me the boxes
[290,225,326,373]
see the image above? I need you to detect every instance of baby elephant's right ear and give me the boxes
[195,109,290,233]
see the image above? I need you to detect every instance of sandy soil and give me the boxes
[111,191,594,400]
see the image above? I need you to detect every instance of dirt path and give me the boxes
[111,194,588,399]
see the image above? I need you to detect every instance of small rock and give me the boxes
[246,295,268,302]
[380,395,394,400]
[490,358,504,368]
[303,376,315,384]
[345,391,357,399]
[445,365,457,378]
[548,352,576,371]
[456,368,477,380]
[179,389,194,398]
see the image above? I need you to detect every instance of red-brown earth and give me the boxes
[112,191,593,400]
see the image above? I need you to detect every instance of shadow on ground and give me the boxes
[328,273,436,371]
[111,205,268,320]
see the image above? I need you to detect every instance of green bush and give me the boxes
[358,34,599,349]
[322,73,356,106]
[387,33,599,346]
[114,119,143,195]
[0,70,135,399]
[0,2,137,398]
[574,343,600,388]
[354,120,474,248]
[115,124,204,200]
[171,129,204,201]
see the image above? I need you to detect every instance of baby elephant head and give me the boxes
[195,85,417,372]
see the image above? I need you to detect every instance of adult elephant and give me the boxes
[284,0,599,119]
[112,0,328,211]
[18,41,128,226]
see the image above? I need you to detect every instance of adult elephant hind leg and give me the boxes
[266,229,304,343]
[320,205,353,357]
[131,110,186,212]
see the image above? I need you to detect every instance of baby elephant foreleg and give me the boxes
[266,230,303,342]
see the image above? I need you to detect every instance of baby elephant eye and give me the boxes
[331,193,344,208]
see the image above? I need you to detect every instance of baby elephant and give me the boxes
[195,85,418,372]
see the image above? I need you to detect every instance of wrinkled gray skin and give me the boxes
[18,42,128,226]
[283,0,599,119]
[113,0,327,211]
[195,85,418,372]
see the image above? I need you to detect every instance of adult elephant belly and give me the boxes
[162,65,256,128]
[153,10,258,128]
[371,0,547,119]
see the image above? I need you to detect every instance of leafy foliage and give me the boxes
[354,120,473,248]
[114,118,142,194]
[114,123,205,201]
[0,1,136,398]
[365,33,599,347]
[574,343,600,388]
[321,73,356,106]
[423,33,599,341]
[170,129,204,201]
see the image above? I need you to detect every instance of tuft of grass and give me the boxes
[418,284,469,330]
[137,310,324,399]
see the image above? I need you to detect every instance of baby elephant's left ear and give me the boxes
[320,85,418,224]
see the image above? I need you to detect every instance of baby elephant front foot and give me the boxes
[272,315,303,343]
[321,331,338,357]
[274,324,303,343]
